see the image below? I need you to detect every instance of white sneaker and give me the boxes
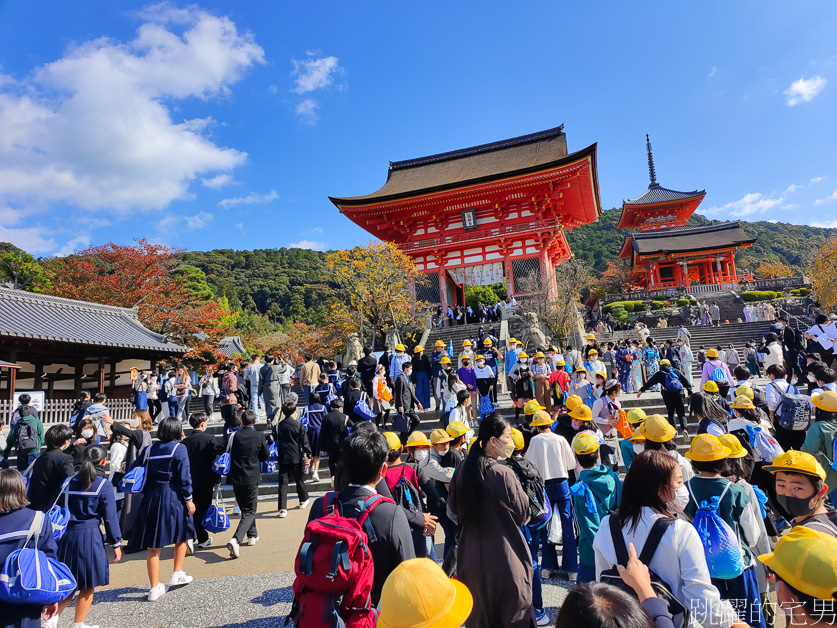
[244,536,260,546]
[299,499,310,509]
[168,570,194,587]
[540,568,552,579]
[186,539,194,555]
[148,583,167,602]
[196,537,213,549]
[227,537,240,559]
[278,509,288,518]
[40,616,59,628]
[311,474,320,483]
[232,506,242,516]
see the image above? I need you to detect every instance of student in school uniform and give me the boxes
[26,424,75,512]
[50,445,122,628]
[183,412,224,550]
[273,401,312,518]
[0,468,61,628]
[126,417,196,602]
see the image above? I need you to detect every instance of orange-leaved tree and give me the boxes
[327,240,428,347]
[756,261,795,279]
[43,239,233,362]
[809,236,837,309]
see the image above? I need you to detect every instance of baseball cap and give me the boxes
[378,558,473,628]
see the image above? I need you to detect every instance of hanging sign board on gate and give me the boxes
[448,262,504,287]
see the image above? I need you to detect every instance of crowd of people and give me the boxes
[3,315,837,628]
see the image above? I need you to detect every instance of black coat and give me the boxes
[183,430,224,489]
[357,355,378,386]
[228,426,269,485]
[308,486,414,605]
[394,374,418,412]
[319,411,353,456]
[27,448,75,511]
[272,417,311,465]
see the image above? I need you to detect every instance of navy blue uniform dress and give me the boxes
[57,469,121,590]
[126,441,195,553]
[0,508,58,628]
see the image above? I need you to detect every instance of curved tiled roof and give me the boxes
[330,126,574,205]
[629,223,756,256]
[0,287,186,353]
[624,183,706,206]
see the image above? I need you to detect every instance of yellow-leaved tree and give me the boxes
[809,236,837,309]
[756,261,795,279]
[327,240,428,348]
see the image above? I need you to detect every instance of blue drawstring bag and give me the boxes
[212,432,236,476]
[0,511,77,605]
[268,441,279,459]
[201,487,230,534]
[745,424,784,464]
[261,460,277,474]
[688,483,744,580]
[46,478,73,542]
[751,485,768,520]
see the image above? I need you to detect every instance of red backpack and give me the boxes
[287,492,392,628]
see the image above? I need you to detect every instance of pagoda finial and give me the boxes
[646,133,658,187]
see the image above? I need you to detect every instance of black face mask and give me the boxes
[776,492,818,518]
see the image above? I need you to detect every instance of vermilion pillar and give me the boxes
[438,271,449,327]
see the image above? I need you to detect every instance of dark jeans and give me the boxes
[16,452,38,471]
[524,526,544,611]
[542,478,577,573]
[202,395,214,416]
[277,462,309,511]
[148,398,162,421]
[221,404,238,430]
[774,423,806,452]
[192,484,214,543]
[578,562,596,584]
[232,482,259,542]
[662,391,687,431]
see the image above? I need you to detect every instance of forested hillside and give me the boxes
[173,210,834,328]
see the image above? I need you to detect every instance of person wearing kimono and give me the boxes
[679,340,694,385]
[641,339,661,392]
[628,342,644,393]
[615,341,633,393]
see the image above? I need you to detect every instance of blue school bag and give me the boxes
[46,478,73,542]
[0,511,76,605]
[354,392,377,421]
[687,483,745,580]
[212,432,236,476]
[202,487,231,534]
[119,447,151,494]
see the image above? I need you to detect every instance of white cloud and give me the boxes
[291,55,342,94]
[55,235,91,257]
[310,227,323,234]
[707,66,717,79]
[200,173,236,189]
[784,75,827,106]
[295,98,319,123]
[287,240,327,251]
[0,226,56,253]
[811,220,837,228]
[815,190,837,205]
[157,210,214,232]
[810,176,826,184]
[705,192,785,218]
[217,189,278,209]
[0,6,264,221]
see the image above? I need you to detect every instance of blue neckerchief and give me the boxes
[569,480,598,515]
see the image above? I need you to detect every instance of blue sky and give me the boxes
[1,1,836,256]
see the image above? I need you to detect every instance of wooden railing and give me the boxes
[1,399,136,426]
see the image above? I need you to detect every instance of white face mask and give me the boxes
[632,443,645,454]
[670,485,690,510]
[477,361,485,368]
[413,449,429,463]
[81,429,94,439]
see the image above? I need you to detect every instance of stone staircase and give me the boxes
[424,322,501,362]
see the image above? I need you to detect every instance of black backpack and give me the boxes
[600,515,689,623]
[505,456,549,528]
[391,466,422,513]
[17,421,37,451]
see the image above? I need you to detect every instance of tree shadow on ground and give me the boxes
[250,586,294,607]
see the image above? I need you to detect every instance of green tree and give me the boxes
[0,249,51,292]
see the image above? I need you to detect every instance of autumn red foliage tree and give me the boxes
[43,239,232,362]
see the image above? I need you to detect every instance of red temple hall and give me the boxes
[330,126,602,316]
[617,136,755,289]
